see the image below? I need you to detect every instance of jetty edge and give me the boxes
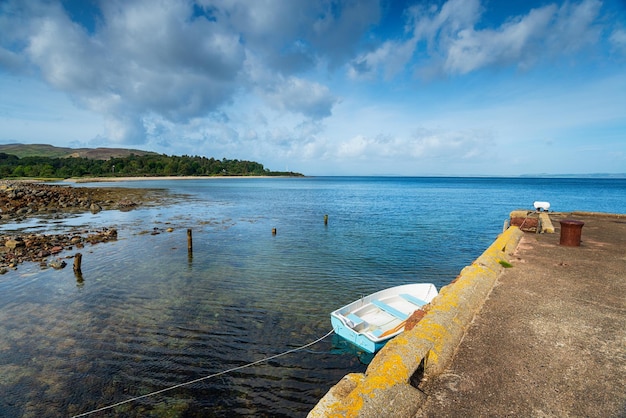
[415,211,626,417]
[309,225,524,417]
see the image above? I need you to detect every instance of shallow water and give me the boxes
[0,177,624,417]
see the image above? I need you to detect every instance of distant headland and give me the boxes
[0,143,304,179]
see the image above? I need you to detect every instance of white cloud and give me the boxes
[332,127,493,163]
[609,28,626,56]
[6,0,248,144]
[443,6,557,73]
[198,0,381,73]
[348,38,416,80]
[263,77,339,118]
[0,0,380,145]
[353,0,605,78]
[410,0,483,43]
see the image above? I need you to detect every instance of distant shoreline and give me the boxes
[63,175,295,183]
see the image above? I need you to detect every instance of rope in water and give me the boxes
[71,329,335,417]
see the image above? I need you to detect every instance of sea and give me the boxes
[0,176,624,417]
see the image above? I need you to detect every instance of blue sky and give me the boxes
[0,0,624,176]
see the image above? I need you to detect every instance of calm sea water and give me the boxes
[1,177,624,417]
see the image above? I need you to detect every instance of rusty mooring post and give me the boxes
[187,228,193,253]
[559,220,584,246]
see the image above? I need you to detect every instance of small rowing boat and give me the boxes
[330,283,438,353]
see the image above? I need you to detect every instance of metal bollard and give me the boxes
[559,220,584,246]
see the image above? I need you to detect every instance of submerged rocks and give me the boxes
[48,258,67,269]
[89,203,102,213]
[117,199,137,210]
[4,237,25,249]
[0,228,118,270]
[0,181,167,272]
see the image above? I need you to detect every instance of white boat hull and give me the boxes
[331,283,438,353]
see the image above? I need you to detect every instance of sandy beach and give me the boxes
[64,176,287,183]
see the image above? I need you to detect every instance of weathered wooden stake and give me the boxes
[324,214,329,225]
[74,252,84,285]
[187,228,193,253]
[272,228,277,235]
[73,252,82,274]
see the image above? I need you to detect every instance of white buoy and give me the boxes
[533,201,550,211]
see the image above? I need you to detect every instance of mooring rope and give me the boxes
[71,329,334,417]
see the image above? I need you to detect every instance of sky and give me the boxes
[0,0,625,176]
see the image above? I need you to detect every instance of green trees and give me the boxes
[0,152,303,179]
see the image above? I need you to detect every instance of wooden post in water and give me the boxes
[74,253,84,285]
[272,228,277,235]
[73,253,82,274]
[187,228,193,254]
[324,214,329,225]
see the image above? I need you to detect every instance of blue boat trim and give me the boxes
[346,313,365,327]
[400,294,428,307]
[369,329,384,338]
[371,300,409,320]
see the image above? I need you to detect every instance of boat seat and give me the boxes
[344,313,365,328]
[400,294,428,307]
[368,329,384,338]
[371,300,409,320]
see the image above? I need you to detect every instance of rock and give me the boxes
[89,203,102,213]
[0,180,160,269]
[49,259,67,269]
[5,238,25,249]
[0,180,156,222]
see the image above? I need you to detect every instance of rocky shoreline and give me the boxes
[1,228,119,272]
[0,181,164,272]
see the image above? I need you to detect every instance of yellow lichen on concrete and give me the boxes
[307,373,364,418]
[366,353,410,385]
[327,389,365,417]
[539,212,555,233]
[409,321,449,362]
[509,210,529,218]
[308,226,524,418]
[331,362,412,416]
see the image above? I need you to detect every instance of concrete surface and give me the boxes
[415,212,626,417]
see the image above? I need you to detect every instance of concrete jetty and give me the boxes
[309,212,626,417]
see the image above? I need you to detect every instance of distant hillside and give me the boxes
[0,143,304,178]
[520,173,626,179]
[0,143,159,160]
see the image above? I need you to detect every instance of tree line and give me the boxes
[0,153,303,178]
